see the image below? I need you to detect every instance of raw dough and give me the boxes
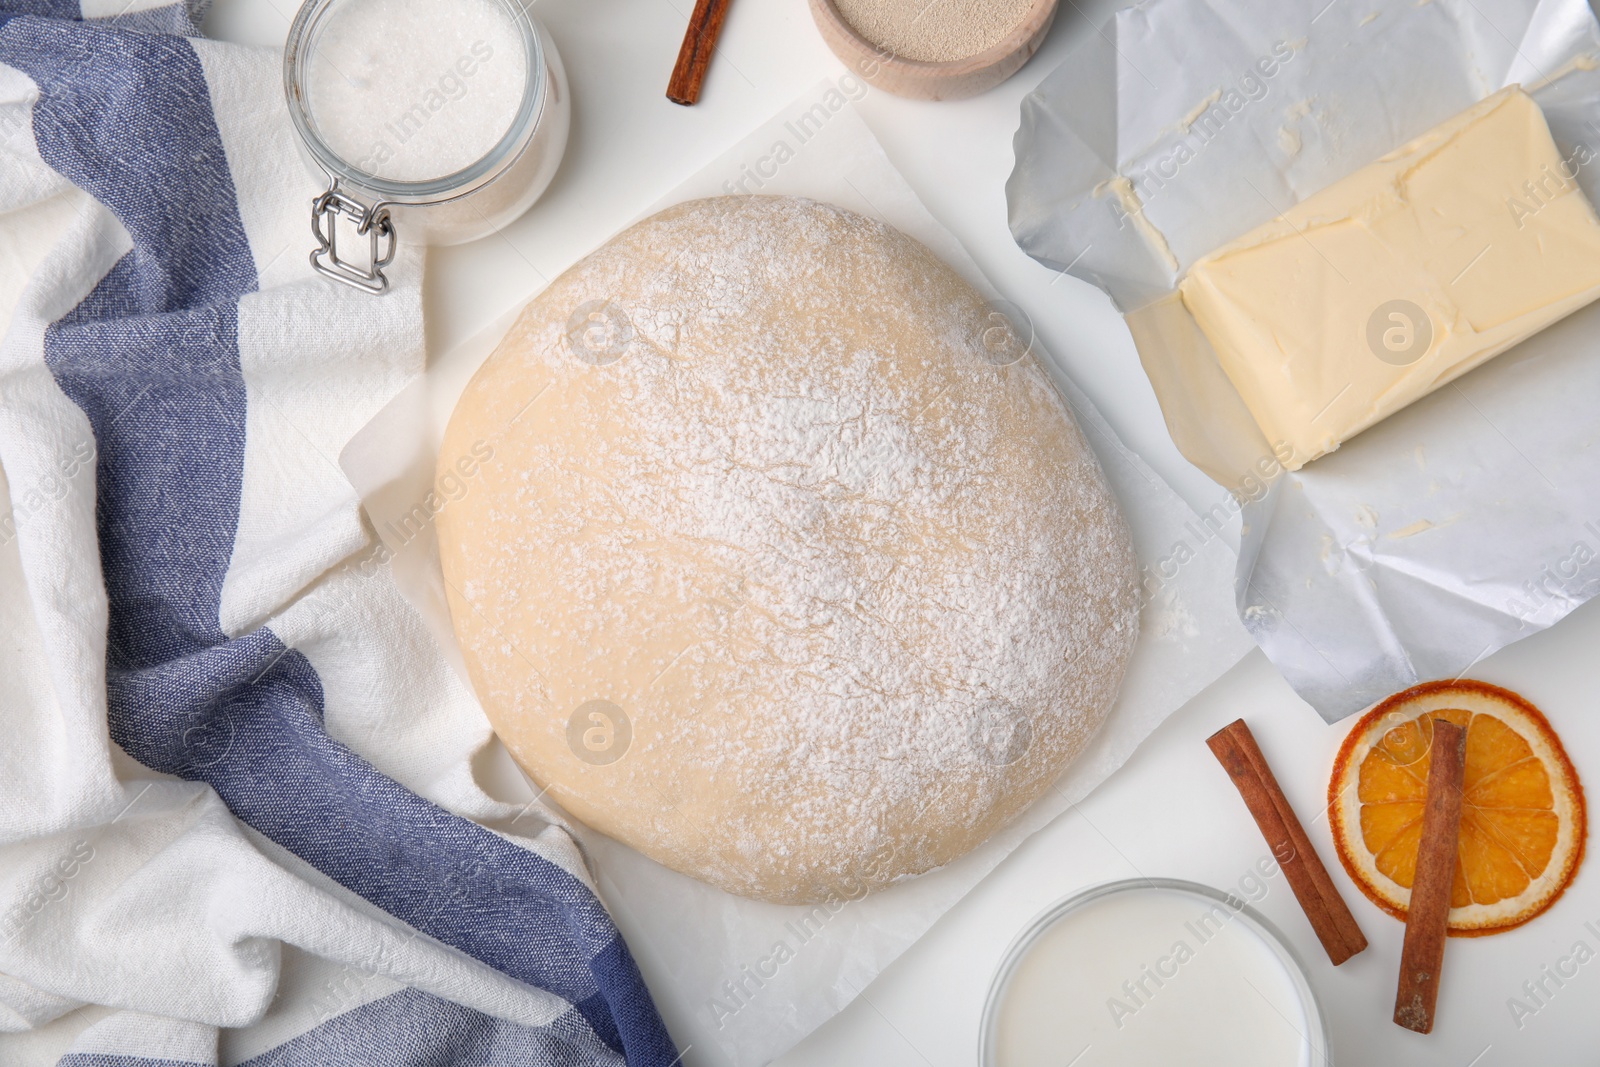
[438,196,1139,904]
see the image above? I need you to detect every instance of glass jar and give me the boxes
[283,0,570,293]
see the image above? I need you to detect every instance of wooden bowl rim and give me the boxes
[811,0,1060,75]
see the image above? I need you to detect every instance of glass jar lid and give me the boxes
[285,0,545,201]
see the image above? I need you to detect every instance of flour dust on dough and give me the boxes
[438,195,1140,904]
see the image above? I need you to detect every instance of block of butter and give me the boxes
[1179,87,1600,470]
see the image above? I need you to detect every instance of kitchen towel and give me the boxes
[0,1,677,1064]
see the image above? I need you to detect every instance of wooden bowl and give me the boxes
[809,0,1059,101]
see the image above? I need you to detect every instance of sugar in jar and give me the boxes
[283,0,569,292]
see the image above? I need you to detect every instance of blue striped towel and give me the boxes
[0,1,677,1064]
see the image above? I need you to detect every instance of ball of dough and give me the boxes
[438,196,1139,904]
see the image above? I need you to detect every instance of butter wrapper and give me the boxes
[1009,0,1600,719]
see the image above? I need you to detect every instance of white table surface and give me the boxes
[200,1,1600,1064]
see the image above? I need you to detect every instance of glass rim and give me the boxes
[282,0,547,205]
[978,877,1332,1067]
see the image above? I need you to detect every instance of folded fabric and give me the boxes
[0,1,677,1064]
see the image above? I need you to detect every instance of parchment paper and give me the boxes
[341,80,1252,1066]
[1009,0,1600,720]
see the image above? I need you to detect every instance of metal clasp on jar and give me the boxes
[311,181,397,294]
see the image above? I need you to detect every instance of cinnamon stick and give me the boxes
[1394,718,1467,1034]
[1208,719,1369,965]
[667,0,734,106]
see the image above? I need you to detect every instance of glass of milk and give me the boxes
[981,879,1331,1067]
[283,0,570,292]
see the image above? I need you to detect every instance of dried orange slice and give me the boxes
[1329,680,1585,936]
